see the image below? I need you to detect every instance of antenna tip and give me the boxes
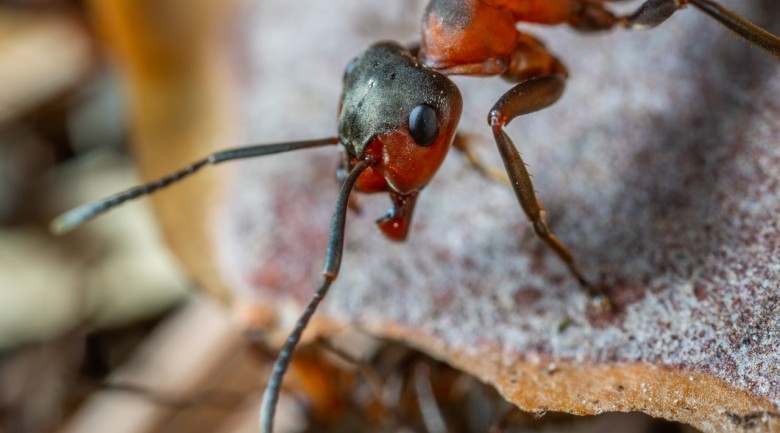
[49,206,92,235]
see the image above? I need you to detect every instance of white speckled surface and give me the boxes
[216,0,780,427]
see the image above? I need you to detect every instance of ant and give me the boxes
[51,0,778,431]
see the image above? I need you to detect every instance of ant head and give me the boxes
[338,41,462,194]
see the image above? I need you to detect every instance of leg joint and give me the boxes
[488,110,504,128]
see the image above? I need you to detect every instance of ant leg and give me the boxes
[568,1,620,31]
[260,160,368,433]
[620,0,680,28]
[430,33,601,295]
[488,75,604,300]
[453,133,511,186]
[503,33,569,82]
[687,0,780,57]
[620,0,780,56]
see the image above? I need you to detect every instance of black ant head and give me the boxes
[338,41,462,195]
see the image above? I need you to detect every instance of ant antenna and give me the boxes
[259,160,368,433]
[689,0,780,57]
[50,138,339,234]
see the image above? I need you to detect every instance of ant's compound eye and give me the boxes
[408,104,438,147]
[343,57,358,82]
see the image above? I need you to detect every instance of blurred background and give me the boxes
[0,0,718,431]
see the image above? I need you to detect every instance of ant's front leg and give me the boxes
[452,133,511,187]
[487,74,603,303]
[427,31,606,302]
[486,38,605,301]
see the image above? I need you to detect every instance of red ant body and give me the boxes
[51,0,779,431]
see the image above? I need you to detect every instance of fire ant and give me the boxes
[51,0,778,431]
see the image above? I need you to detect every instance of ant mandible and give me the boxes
[51,0,779,431]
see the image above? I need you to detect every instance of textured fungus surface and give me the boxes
[214,0,780,430]
[135,0,780,431]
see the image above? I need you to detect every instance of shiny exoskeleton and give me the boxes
[49,1,779,431]
[339,43,462,241]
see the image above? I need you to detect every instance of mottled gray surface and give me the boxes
[218,0,780,411]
